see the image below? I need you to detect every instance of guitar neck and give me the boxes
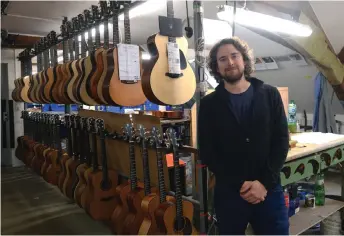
[167,0,176,43]
[91,131,99,170]
[112,10,119,45]
[56,118,62,163]
[129,140,137,190]
[95,24,101,49]
[68,38,75,61]
[80,34,87,58]
[123,2,131,44]
[99,127,109,183]
[62,39,69,63]
[141,139,151,195]
[103,19,109,49]
[88,28,94,52]
[156,147,167,203]
[74,35,80,59]
[84,129,91,166]
[173,148,184,223]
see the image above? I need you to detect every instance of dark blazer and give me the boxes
[198,77,289,190]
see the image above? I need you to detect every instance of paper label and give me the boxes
[117,44,141,81]
[167,42,181,74]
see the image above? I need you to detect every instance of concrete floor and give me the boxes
[1,166,112,235]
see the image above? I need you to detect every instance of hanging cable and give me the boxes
[232,1,236,37]
[184,0,193,38]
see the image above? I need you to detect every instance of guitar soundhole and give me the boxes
[174,217,192,235]
[101,179,112,191]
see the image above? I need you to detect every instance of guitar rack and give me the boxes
[15,0,209,234]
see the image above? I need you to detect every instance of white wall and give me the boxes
[253,61,344,133]
[1,48,25,167]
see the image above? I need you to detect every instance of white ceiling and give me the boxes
[1,1,343,57]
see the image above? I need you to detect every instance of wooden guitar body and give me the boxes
[87,48,105,104]
[162,200,197,235]
[74,163,88,207]
[79,54,98,106]
[72,59,86,104]
[62,158,80,199]
[45,150,61,185]
[21,76,33,103]
[59,62,74,104]
[58,153,70,191]
[142,34,196,105]
[67,60,81,104]
[80,168,100,210]
[110,183,130,234]
[97,48,115,105]
[40,147,52,178]
[88,170,119,221]
[108,49,147,106]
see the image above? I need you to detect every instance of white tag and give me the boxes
[117,44,141,81]
[167,42,181,74]
[61,139,67,151]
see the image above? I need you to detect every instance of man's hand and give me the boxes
[240,180,267,204]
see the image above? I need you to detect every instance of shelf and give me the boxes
[289,198,344,235]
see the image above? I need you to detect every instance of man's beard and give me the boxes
[222,70,244,84]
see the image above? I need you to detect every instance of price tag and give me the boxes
[117,44,141,81]
[167,42,181,74]
[61,139,67,151]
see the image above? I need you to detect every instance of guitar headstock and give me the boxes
[65,114,70,127]
[80,117,87,130]
[69,114,75,128]
[66,20,73,38]
[124,124,134,141]
[61,17,68,39]
[84,9,92,29]
[87,117,95,133]
[78,14,86,31]
[149,126,163,148]
[110,0,121,12]
[72,17,80,34]
[96,118,104,135]
[50,31,58,45]
[92,5,100,23]
[74,115,81,129]
[166,128,178,150]
[137,124,148,144]
[99,0,109,19]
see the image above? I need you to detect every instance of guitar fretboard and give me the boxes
[81,34,86,58]
[104,19,109,49]
[98,120,109,184]
[124,2,131,44]
[167,0,176,44]
[68,38,75,61]
[113,9,119,45]
[62,39,69,63]
[157,144,167,203]
[129,139,137,190]
[141,137,151,195]
[95,25,101,49]
[88,28,94,53]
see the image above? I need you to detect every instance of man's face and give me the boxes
[216,44,245,84]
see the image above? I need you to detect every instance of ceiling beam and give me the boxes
[1,33,42,49]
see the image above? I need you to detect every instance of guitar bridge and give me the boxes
[165,72,184,79]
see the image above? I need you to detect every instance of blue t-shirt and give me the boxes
[228,85,254,124]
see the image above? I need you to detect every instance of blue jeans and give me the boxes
[214,184,289,235]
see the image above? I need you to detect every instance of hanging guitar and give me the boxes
[142,0,196,106]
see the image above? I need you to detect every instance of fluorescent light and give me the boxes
[217,5,312,37]
[141,52,151,60]
[203,18,232,45]
[119,0,166,20]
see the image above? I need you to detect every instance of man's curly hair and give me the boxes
[207,37,255,83]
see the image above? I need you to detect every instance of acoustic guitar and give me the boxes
[110,124,138,235]
[80,117,100,211]
[163,128,197,235]
[139,126,175,235]
[58,115,72,192]
[21,76,33,104]
[63,115,81,199]
[45,114,62,186]
[74,117,91,206]
[142,0,196,105]
[106,1,147,107]
[87,118,119,221]
[122,124,157,235]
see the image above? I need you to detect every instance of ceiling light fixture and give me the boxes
[119,0,166,20]
[217,5,312,37]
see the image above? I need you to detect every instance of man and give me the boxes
[198,37,290,235]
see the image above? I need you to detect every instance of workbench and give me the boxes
[281,132,344,235]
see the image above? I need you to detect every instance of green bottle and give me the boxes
[315,172,325,206]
